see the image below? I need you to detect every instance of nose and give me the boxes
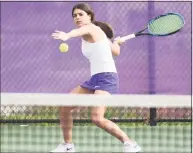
[75,15,80,20]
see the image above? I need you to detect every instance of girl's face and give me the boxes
[73,9,91,27]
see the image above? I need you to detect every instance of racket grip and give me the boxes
[121,34,136,41]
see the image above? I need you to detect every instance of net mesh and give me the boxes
[148,14,184,35]
[1,93,191,152]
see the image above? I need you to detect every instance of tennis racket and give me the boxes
[120,12,185,42]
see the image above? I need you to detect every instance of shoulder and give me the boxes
[85,23,101,31]
[83,24,103,37]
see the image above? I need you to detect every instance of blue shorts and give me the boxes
[80,72,119,94]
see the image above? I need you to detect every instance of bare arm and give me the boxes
[109,40,120,56]
[52,25,92,41]
[110,36,127,56]
[67,25,91,38]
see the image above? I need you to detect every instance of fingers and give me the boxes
[114,36,121,41]
[51,30,65,36]
[51,30,70,41]
[51,33,58,37]
[55,30,63,33]
[51,33,59,39]
[52,36,60,39]
[113,36,121,43]
[51,30,64,40]
[113,36,125,45]
[51,32,63,40]
[54,30,66,35]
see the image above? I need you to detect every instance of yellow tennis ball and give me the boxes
[59,43,69,52]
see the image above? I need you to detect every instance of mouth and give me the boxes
[76,21,82,24]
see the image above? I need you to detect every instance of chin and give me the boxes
[77,25,82,28]
[77,23,88,27]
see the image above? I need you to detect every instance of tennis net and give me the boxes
[1,93,192,152]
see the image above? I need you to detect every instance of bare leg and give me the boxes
[91,90,132,143]
[60,106,75,143]
[59,86,93,143]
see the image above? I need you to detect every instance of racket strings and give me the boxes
[148,14,184,35]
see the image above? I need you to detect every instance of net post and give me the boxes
[149,108,157,126]
[148,1,157,126]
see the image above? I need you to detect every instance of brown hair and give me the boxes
[72,3,114,39]
[93,21,114,39]
[72,3,95,22]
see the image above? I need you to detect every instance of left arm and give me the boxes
[52,25,92,41]
[67,25,91,38]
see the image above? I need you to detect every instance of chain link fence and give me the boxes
[1,2,191,125]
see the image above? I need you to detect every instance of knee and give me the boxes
[60,107,73,114]
[91,115,104,126]
[59,107,75,120]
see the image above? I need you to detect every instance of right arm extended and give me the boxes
[51,25,92,41]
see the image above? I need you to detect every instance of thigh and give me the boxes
[91,90,111,117]
[70,86,94,94]
[94,90,111,95]
[64,86,94,112]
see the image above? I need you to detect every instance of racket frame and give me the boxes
[120,12,185,42]
[147,12,185,36]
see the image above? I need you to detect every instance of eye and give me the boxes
[72,14,77,18]
[79,13,83,16]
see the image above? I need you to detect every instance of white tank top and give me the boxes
[81,34,117,76]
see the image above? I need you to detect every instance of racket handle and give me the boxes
[121,34,136,42]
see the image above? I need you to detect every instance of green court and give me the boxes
[1,124,191,152]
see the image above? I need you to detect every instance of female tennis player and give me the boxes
[51,3,141,153]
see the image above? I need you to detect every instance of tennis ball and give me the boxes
[59,43,69,52]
